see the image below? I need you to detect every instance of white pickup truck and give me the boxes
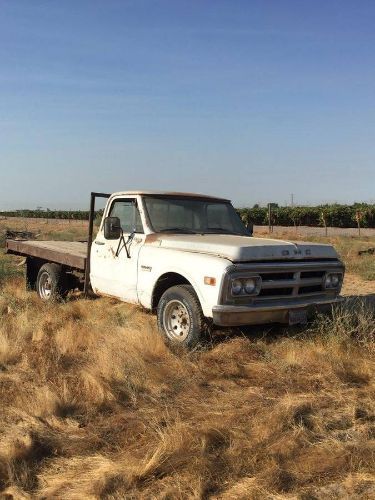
[6,191,345,347]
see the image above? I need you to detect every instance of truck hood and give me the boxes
[145,234,339,262]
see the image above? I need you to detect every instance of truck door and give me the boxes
[90,198,144,303]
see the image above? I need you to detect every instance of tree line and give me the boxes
[0,209,94,220]
[1,204,375,228]
[237,203,375,229]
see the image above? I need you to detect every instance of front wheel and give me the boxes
[157,285,205,349]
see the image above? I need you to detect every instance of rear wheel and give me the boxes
[157,285,205,348]
[36,263,67,302]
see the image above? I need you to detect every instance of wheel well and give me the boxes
[152,272,191,310]
[26,257,44,290]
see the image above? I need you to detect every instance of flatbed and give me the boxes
[6,239,87,270]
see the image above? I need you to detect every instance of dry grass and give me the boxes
[0,217,88,244]
[0,277,374,499]
[0,219,374,498]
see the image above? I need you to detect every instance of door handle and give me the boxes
[94,241,105,245]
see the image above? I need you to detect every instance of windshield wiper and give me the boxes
[161,227,198,234]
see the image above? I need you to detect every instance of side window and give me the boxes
[108,200,144,233]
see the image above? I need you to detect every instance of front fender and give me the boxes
[137,247,230,317]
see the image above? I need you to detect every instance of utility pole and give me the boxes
[290,193,294,207]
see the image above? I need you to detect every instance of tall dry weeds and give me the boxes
[0,279,374,499]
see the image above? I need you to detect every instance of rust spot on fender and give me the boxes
[145,234,162,244]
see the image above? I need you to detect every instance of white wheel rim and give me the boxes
[38,271,53,300]
[163,299,191,341]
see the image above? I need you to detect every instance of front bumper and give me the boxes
[212,296,344,327]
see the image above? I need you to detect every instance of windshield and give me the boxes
[143,197,250,236]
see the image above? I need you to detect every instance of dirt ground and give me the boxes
[255,225,375,238]
[342,272,375,296]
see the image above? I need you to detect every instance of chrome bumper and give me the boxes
[212,296,344,327]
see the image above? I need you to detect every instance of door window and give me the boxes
[108,200,144,233]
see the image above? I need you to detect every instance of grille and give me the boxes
[259,287,294,297]
[258,270,325,298]
[222,260,344,306]
[257,267,329,299]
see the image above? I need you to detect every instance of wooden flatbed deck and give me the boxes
[5,240,87,270]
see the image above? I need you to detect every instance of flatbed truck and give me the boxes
[6,191,345,347]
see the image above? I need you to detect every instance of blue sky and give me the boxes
[0,0,374,209]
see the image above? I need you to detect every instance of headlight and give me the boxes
[324,273,342,289]
[331,274,340,287]
[230,276,261,296]
[325,275,332,288]
[244,278,256,294]
[231,279,243,295]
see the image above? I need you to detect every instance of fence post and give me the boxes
[268,203,272,234]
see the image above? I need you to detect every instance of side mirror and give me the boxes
[103,217,122,240]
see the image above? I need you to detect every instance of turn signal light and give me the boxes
[204,277,216,286]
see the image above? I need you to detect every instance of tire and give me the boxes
[36,263,67,302]
[157,284,205,348]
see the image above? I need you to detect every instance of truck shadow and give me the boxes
[343,293,375,308]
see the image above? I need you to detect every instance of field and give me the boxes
[0,219,374,499]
